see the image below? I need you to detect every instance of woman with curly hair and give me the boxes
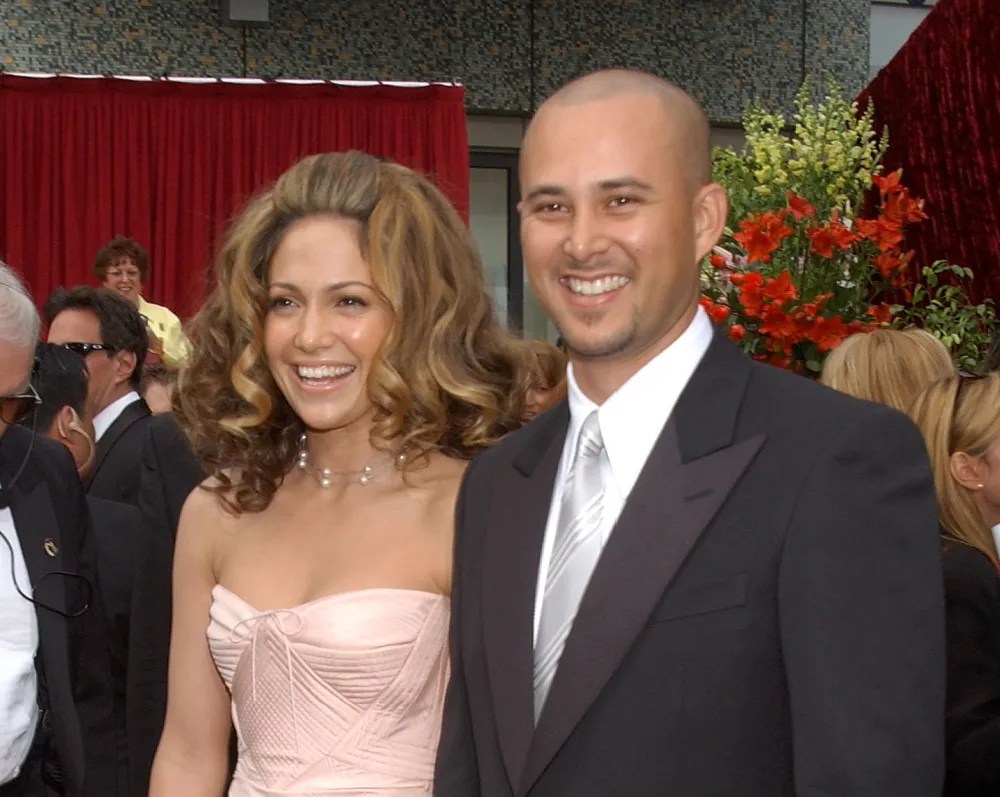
[149,151,552,797]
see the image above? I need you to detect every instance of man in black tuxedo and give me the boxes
[436,70,946,797]
[0,265,117,797]
[44,287,151,506]
[137,412,203,543]
[24,343,172,797]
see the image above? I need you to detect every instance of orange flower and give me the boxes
[882,189,927,225]
[785,192,816,220]
[807,214,857,258]
[866,304,894,325]
[854,217,904,252]
[708,304,731,324]
[759,306,799,342]
[728,323,746,342]
[738,272,767,318]
[810,316,850,352]
[733,211,794,264]
[761,272,797,305]
[873,169,904,196]
[709,253,728,270]
[874,249,914,278]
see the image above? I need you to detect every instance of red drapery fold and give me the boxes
[858,0,1000,303]
[0,76,469,319]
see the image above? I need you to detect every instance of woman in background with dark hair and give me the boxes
[150,151,552,797]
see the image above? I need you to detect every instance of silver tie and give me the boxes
[534,410,607,722]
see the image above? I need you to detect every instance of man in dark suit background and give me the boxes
[138,412,203,544]
[436,70,946,797]
[0,264,117,797]
[44,287,151,506]
[24,343,172,797]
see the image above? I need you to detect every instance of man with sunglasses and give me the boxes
[0,263,117,797]
[44,287,152,507]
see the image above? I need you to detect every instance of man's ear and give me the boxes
[114,350,138,388]
[52,405,76,443]
[693,182,729,262]
[950,450,986,491]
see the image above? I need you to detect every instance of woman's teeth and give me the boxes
[297,365,355,380]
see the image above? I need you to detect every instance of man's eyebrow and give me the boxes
[596,177,654,192]
[523,177,654,203]
[523,185,566,203]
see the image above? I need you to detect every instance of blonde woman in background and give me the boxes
[824,333,999,797]
[150,151,550,797]
[820,327,955,411]
[910,373,1000,797]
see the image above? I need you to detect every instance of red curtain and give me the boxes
[0,76,469,319]
[858,0,1000,303]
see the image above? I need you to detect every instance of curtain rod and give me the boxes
[0,71,463,88]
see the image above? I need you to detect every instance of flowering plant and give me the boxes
[701,79,992,374]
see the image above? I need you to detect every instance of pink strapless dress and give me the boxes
[207,585,450,796]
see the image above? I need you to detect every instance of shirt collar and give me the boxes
[564,306,713,497]
[93,391,141,442]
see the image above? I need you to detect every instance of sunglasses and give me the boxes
[0,383,41,425]
[59,342,116,357]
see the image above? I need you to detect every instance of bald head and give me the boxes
[526,69,712,188]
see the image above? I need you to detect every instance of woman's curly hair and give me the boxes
[177,151,554,514]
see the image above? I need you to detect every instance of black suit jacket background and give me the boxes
[86,496,171,797]
[85,399,152,506]
[942,540,1000,796]
[137,412,202,543]
[1,425,117,797]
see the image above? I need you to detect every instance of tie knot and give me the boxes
[575,411,604,460]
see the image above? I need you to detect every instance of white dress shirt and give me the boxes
[533,307,714,643]
[992,524,1000,556]
[0,503,39,784]
[93,390,141,442]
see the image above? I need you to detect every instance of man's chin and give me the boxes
[563,331,634,361]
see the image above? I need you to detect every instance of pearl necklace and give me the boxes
[295,434,401,488]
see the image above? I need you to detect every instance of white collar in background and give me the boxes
[93,391,140,442]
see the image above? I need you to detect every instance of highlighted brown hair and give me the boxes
[177,151,536,513]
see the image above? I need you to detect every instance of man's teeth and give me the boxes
[297,365,354,379]
[566,276,630,296]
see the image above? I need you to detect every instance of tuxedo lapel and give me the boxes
[521,333,766,792]
[483,404,568,791]
[11,471,69,616]
[85,398,150,489]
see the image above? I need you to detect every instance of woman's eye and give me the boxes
[338,295,368,308]
[267,296,294,310]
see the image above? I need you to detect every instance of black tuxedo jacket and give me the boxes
[1,426,117,797]
[942,540,1000,797]
[85,398,152,506]
[436,333,946,797]
[86,497,172,797]
[136,412,203,542]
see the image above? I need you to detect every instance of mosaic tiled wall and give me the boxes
[1,0,870,123]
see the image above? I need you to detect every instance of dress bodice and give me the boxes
[208,585,450,796]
